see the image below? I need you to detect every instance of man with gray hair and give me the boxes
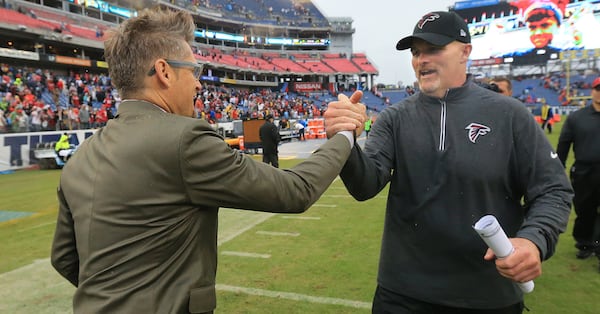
[51,7,366,314]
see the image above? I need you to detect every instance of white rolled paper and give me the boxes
[473,215,534,293]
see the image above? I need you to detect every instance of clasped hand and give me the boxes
[323,91,367,138]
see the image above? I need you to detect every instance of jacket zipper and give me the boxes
[438,90,449,151]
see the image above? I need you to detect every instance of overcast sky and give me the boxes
[312,0,456,86]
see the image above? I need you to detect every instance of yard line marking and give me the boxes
[218,212,275,246]
[311,204,337,208]
[324,194,386,199]
[17,221,55,233]
[216,284,371,309]
[280,216,321,220]
[221,251,271,259]
[256,231,300,237]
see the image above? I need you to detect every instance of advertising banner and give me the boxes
[293,82,322,92]
[0,130,95,172]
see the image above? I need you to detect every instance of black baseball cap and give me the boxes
[396,11,471,50]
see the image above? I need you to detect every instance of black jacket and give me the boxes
[259,120,280,154]
[340,79,573,308]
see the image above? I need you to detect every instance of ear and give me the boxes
[151,59,173,87]
[461,44,472,63]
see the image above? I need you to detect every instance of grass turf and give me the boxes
[1,120,599,313]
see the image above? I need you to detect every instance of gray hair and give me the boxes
[104,7,196,96]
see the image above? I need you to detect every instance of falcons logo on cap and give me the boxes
[418,13,440,29]
[465,123,491,143]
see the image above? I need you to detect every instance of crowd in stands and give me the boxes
[0,63,326,134]
[0,64,116,133]
[3,61,598,134]
[2,0,109,42]
[2,1,374,78]
[510,72,598,107]
[183,0,328,27]
[195,83,325,123]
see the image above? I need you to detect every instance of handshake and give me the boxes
[323,91,368,139]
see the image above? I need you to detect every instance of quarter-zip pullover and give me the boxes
[340,79,572,308]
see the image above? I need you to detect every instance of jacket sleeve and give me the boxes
[556,114,574,167]
[340,108,395,201]
[512,106,573,260]
[51,185,79,287]
[272,124,280,144]
[181,123,352,213]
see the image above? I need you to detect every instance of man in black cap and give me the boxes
[259,114,280,167]
[324,10,572,313]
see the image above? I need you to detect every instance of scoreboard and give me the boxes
[453,0,600,64]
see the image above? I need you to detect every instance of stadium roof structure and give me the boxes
[1,0,379,89]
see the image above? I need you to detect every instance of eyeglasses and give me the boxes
[594,86,600,91]
[148,59,203,81]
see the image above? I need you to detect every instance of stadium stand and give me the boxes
[189,0,329,27]
[321,57,362,74]
[351,53,378,75]
[3,0,597,139]
[270,57,311,73]
[299,59,336,74]
[290,53,313,60]
[0,7,56,31]
[382,90,411,104]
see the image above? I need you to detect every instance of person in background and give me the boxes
[0,109,7,133]
[54,132,71,162]
[540,98,554,133]
[556,76,600,263]
[295,118,306,141]
[10,107,28,133]
[490,77,513,97]
[279,117,290,129]
[79,105,90,129]
[364,115,372,138]
[30,107,43,132]
[259,114,280,168]
[50,7,366,314]
[324,10,572,313]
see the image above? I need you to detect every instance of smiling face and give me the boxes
[410,39,471,98]
[148,42,203,118]
[171,52,202,117]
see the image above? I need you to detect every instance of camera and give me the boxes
[477,82,502,93]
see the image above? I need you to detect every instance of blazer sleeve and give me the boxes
[51,185,80,287]
[181,123,352,213]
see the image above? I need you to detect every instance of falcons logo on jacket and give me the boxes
[465,123,491,143]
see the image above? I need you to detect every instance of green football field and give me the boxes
[1,120,599,313]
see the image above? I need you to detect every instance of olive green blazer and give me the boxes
[51,100,352,313]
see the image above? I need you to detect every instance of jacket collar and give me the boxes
[115,99,166,118]
[417,74,474,104]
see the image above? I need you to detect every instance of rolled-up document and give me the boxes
[473,215,535,293]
